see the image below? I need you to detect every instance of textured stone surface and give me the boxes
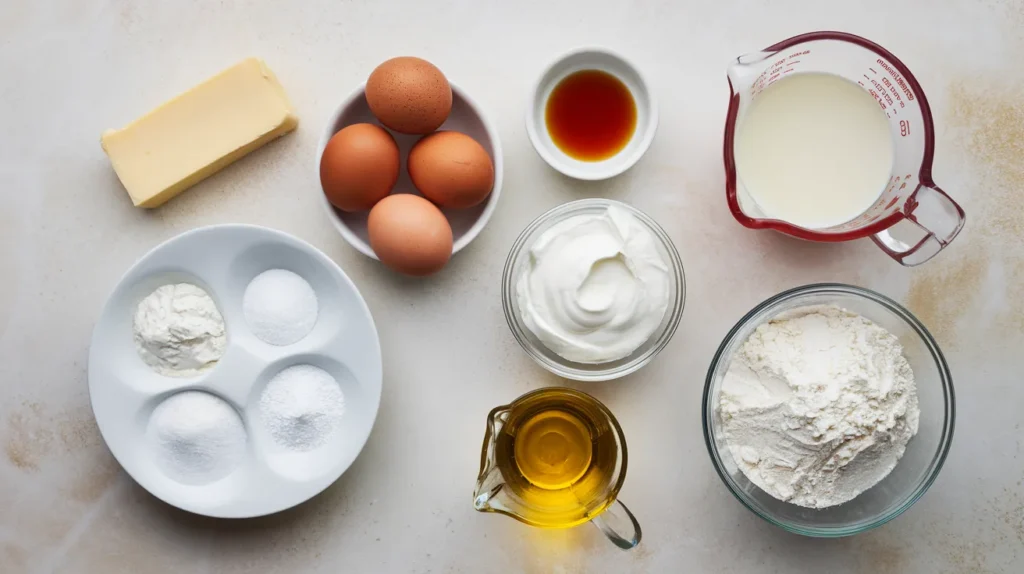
[1,0,1022,572]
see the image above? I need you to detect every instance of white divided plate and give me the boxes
[88,224,382,518]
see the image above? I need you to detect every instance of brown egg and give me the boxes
[368,194,453,276]
[320,123,400,212]
[408,131,495,209]
[365,57,452,134]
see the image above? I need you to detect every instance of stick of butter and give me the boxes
[101,58,298,208]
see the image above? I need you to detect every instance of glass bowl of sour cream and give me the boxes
[502,198,685,381]
[703,284,955,537]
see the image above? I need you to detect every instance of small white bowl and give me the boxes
[526,48,658,181]
[317,83,504,259]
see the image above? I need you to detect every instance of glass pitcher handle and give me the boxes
[591,499,642,550]
[871,184,966,266]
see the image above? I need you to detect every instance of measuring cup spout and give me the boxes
[726,50,774,89]
[473,405,510,513]
[473,464,504,511]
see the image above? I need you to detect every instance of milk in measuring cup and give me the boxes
[734,72,893,229]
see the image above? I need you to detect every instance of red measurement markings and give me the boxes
[766,58,787,81]
[752,69,769,89]
[868,88,888,111]
[875,58,915,100]
[870,79,894,106]
[885,175,901,194]
[881,77,906,109]
[900,120,910,137]
[751,51,810,96]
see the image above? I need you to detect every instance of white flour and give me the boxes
[260,364,345,451]
[147,391,247,485]
[243,269,318,346]
[719,305,920,509]
[133,283,227,377]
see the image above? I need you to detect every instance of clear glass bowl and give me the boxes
[501,199,685,381]
[703,284,955,537]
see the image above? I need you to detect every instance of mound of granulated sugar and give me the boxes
[147,391,247,485]
[260,364,345,451]
[243,269,318,346]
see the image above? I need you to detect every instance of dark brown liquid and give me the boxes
[545,70,637,161]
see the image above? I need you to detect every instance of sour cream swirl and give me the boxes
[516,205,670,363]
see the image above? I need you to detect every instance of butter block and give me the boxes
[101,58,298,208]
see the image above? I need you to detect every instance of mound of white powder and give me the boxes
[260,364,345,451]
[718,305,920,509]
[147,391,247,485]
[243,269,318,346]
[133,283,226,377]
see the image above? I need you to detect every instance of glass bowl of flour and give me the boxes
[702,283,954,537]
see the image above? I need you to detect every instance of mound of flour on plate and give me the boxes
[718,305,920,509]
[133,283,226,377]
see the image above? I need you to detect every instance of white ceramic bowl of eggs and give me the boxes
[317,57,504,276]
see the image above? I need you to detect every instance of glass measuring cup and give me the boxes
[724,31,965,266]
[472,387,641,549]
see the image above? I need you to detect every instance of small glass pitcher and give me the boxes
[724,31,965,266]
[472,387,641,549]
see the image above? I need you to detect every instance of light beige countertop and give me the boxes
[1,1,1022,572]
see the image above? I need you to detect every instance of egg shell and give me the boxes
[366,57,452,135]
[368,194,453,276]
[408,131,495,209]
[320,123,400,212]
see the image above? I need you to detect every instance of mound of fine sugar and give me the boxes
[260,364,345,451]
[243,269,318,346]
[147,391,247,485]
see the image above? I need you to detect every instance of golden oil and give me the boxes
[494,388,622,528]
